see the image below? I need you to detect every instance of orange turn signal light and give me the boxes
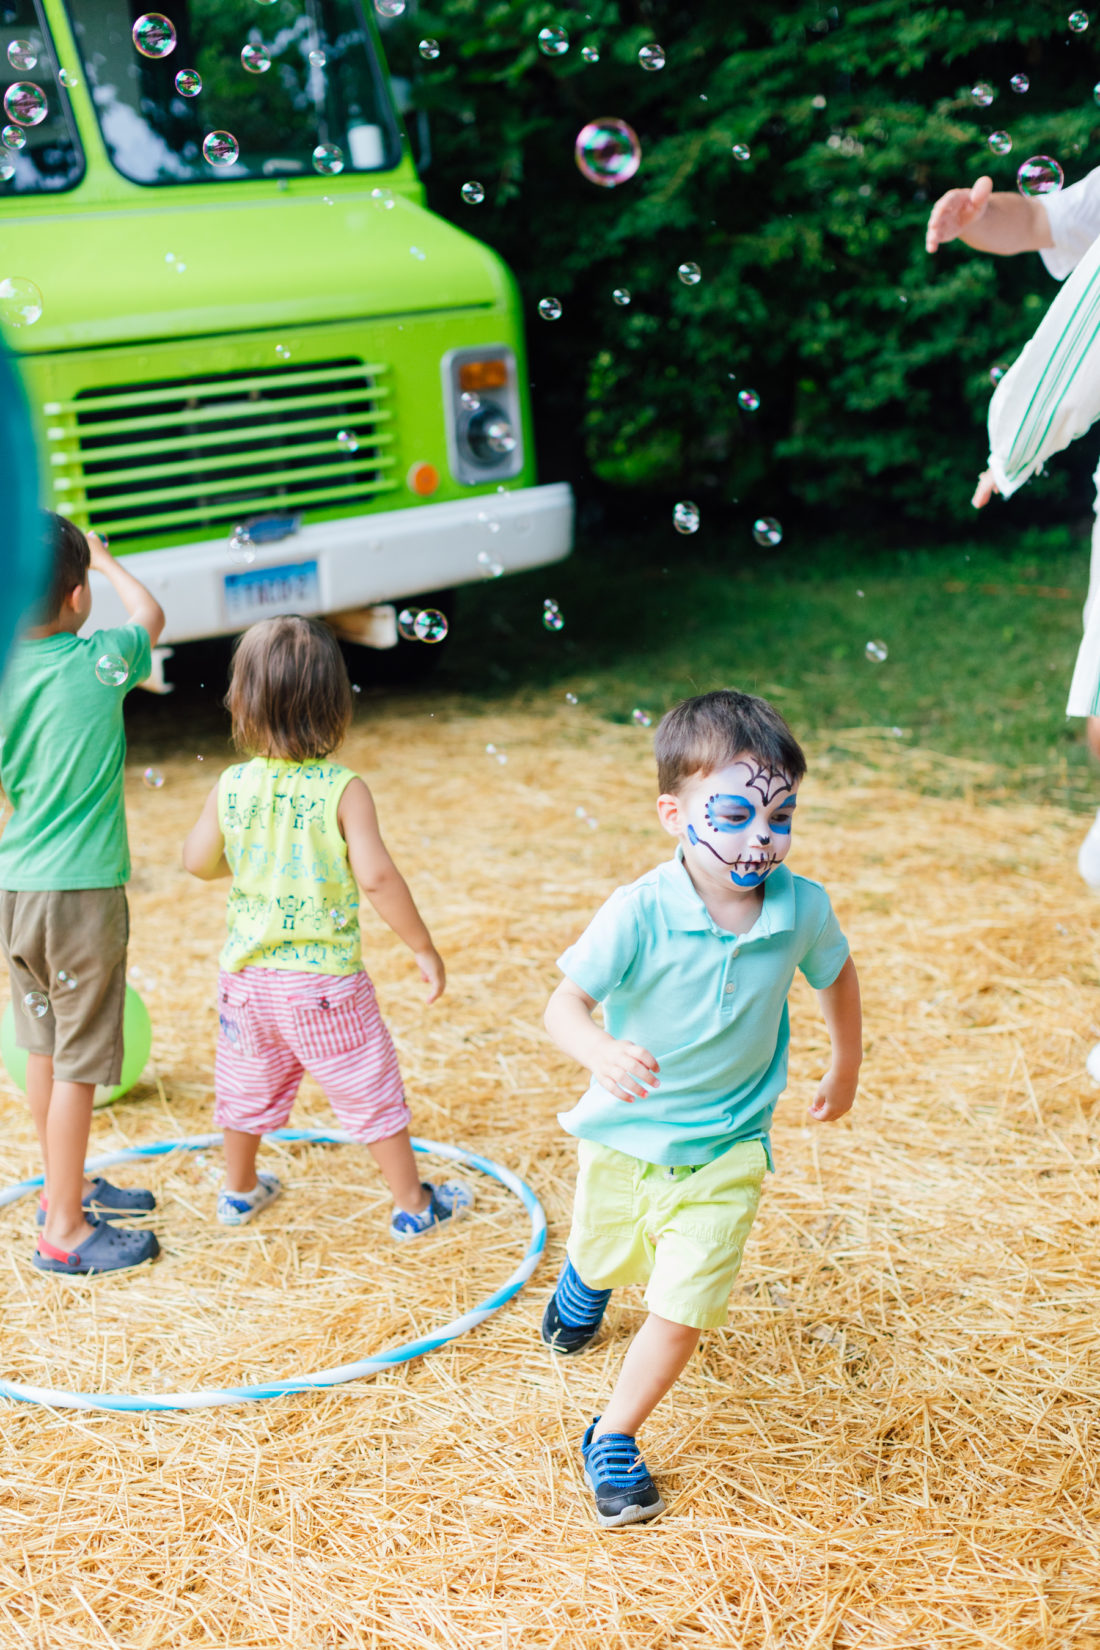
[408,462,440,496]
[458,359,508,392]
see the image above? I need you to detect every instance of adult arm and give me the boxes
[337,776,444,1002]
[807,956,861,1122]
[88,532,165,646]
[925,175,1053,256]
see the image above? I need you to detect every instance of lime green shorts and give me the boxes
[566,1137,767,1331]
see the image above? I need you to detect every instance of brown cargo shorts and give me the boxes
[0,888,128,1086]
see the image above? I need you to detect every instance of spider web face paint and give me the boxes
[681,759,798,890]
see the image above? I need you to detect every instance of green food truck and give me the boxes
[0,0,573,685]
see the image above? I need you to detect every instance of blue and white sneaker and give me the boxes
[390,1179,474,1241]
[216,1171,282,1227]
[541,1258,611,1354]
[581,1419,666,1528]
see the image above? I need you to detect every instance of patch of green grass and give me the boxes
[440,521,1096,807]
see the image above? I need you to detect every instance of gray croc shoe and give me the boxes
[33,1218,160,1275]
[36,1177,157,1227]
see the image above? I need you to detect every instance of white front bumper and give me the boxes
[85,482,574,647]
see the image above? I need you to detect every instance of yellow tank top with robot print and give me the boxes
[217,757,361,974]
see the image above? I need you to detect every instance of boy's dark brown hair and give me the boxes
[226,616,353,762]
[655,690,807,795]
[37,512,90,623]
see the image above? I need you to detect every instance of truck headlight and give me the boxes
[442,347,524,485]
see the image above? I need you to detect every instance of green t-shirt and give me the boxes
[0,623,152,891]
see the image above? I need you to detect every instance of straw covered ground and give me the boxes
[1,694,1099,1649]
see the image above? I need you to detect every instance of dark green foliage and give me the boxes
[385,0,1100,525]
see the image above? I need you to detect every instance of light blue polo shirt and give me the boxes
[557,850,849,1168]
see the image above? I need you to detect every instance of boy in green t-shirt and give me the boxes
[0,514,166,1275]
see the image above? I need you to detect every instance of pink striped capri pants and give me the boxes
[214,967,411,1142]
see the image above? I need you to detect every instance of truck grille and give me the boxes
[47,359,396,543]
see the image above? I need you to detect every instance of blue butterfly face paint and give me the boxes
[681,759,798,890]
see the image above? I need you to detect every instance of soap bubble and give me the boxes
[461,392,480,412]
[337,429,359,452]
[132,13,177,58]
[58,68,77,87]
[413,608,448,643]
[95,653,130,687]
[639,43,666,70]
[673,500,700,535]
[461,180,485,204]
[56,970,78,991]
[0,160,13,183]
[370,186,395,209]
[738,388,761,411]
[203,130,239,166]
[582,45,600,62]
[732,143,751,161]
[174,67,201,95]
[312,142,344,174]
[23,991,48,1020]
[970,81,995,107]
[228,525,255,564]
[485,420,515,454]
[538,296,562,321]
[565,692,578,704]
[3,82,48,126]
[574,118,641,188]
[1017,155,1063,196]
[989,362,1007,385]
[308,49,326,68]
[538,25,568,56]
[632,708,653,727]
[677,261,701,285]
[275,343,291,358]
[241,43,270,73]
[1010,73,1029,93]
[988,131,1012,155]
[1069,9,1089,29]
[752,516,783,547]
[0,277,43,327]
[7,41,36,71]
[142,766,165,789]
[865,639,888,663]
[331,908,349,930]
[612,287,631,305]
[397,607,418,641]
[419,38,440,59]
[542,604,564,632]
[2,125,27,150]
[376,0,405,13]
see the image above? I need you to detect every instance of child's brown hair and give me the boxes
[37,512,90,623]
[225,616,353,761]
[655,690,806,795]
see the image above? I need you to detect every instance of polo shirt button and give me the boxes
[724,982,735,994]
[732,948,740,957]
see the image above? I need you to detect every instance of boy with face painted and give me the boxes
[542,690,862,1527]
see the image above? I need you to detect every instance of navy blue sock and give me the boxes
[554,1258,611,1330]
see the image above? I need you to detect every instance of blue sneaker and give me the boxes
[36,1177,156,1227]
[217,1171,282,1227]
[390,1179,474,1241]
[581,1419,666,1528]
[541,1258,611,1354]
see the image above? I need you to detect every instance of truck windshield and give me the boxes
[0,0,84,194]
[64,0,400,186]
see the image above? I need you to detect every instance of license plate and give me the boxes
[223,559,319,622]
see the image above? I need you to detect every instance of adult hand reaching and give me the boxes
[926,175,993,253]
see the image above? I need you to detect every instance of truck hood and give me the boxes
[4,186,508,353]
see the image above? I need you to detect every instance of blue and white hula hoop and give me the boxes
[0,1129,546,1414]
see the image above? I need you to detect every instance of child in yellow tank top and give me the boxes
[182,615,473,1238]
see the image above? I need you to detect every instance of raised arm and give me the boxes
[88,531,166,645]
[925,175,1052,256]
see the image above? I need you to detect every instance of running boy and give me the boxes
[542,690,861,1527]
[0,515,164,1274]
